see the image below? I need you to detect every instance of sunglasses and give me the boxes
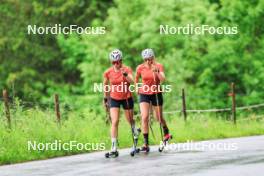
[144,58,153,62]
[112,60,121,65]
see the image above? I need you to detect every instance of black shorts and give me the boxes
[139,93,163,106]
[110,97,134,109]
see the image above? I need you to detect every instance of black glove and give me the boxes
[122,72,128,77]
[104,97,108,103]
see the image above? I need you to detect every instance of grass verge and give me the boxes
[0,106,263,165]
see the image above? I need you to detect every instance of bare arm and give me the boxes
[156,71,165,82]
[121,68,133,83]
[135,70,141,94]
[123,73,133,83]
[152,65,165,82]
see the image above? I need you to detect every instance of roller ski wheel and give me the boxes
[130,147,141,157]
[105,151,119,158]
[130,150,135,157]
[158,147,163,152]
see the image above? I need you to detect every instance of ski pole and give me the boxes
[148,102,156,140]
[123,73,138,156]
[152,70,164,141]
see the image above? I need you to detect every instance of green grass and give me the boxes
[0,104,264,165]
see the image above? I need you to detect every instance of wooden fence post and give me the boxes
[182,88,187,121]
[231,83,236,124]
[3,89,11,128]
[54,94,61,123]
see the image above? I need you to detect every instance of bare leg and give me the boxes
[110,107,120,151]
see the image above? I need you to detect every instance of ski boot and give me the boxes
[140,145,150,153]
[158,134,172,152]
[130,128,141,157]
[105,151,119,158]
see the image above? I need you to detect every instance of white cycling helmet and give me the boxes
[109,49,123,61]
[141,48,155,59]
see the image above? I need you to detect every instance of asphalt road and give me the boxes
[0,135,263,176]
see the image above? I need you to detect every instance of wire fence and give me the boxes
[163,103,264,114]
[2,96,264,114]
[1,83,264,128]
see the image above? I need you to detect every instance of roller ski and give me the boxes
[105,138,119,158]
[130,145,140,157]
[158,133,172,152]
[105,151,119,158]
[130,128,141,157]
[140,145,150,153]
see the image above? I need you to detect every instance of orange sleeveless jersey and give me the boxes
[136,63,164,95]
[104,66,133,100]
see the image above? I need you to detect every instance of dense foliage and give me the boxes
[1,0,264,110]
